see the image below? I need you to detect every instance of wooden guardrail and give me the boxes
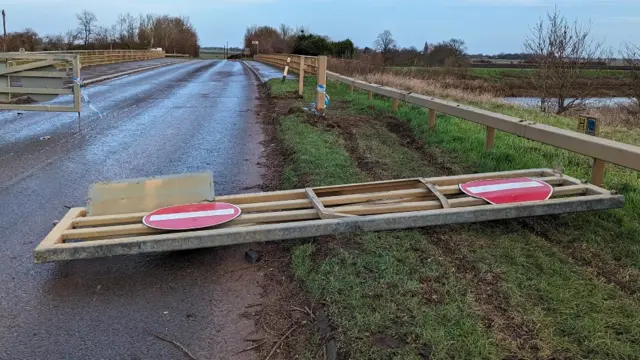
[255,54,640,186]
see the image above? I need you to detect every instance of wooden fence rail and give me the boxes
[255,54,640,185]
[7,50,166,68]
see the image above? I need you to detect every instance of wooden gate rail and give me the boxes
[255,54,640,186]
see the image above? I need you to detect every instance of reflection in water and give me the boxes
[503,96,635,109]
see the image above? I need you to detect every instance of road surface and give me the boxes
[0,60,270,359]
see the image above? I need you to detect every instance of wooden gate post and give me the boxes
[591,159,605,186]
[316,56,327,112]
[485,126,495,150]
[298,56,305,96]
[428,109,437,130]
[72,55,82,131]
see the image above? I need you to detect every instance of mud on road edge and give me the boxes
[245,82,331,360]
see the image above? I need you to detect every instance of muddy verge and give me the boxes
[246,83,329,360]
[294,99,546,358]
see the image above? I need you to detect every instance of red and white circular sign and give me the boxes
[143,202,242,230]
[459,177,553,205]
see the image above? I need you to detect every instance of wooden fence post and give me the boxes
[591,159,605,186]
[368,91,373,100]
[316,56,328,112]
[392,98,399,112]
[428,109,437,130]
[298,56,305,96]
[485,126,495,150]
[348,85,354,93]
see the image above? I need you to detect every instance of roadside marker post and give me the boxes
[282,57,291,83]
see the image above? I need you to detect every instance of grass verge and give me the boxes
[268,75,640,359]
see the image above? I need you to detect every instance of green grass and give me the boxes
[198,52,227,59]
[268,77,640,359]
[198,49,242,59]
[471,67,630,80]
[467,226,640,358]
[332,79,640,279]
[277,114,366,189]
[293,233,505,360]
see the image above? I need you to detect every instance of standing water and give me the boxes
[503,97,635,108]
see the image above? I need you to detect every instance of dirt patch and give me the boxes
[255,83,288,192]
[246,243,321,360]
[244,84,329,360]
[292,101,469,180]
[0,95,37,105]
[373,334,406,349]
[379,115,469,176]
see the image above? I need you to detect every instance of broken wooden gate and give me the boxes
[34,169,623,263]
[0,52,81,113]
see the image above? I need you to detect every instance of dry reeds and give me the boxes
[355,72,499,104]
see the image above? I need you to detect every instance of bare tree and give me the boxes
[42,34,65,50]
[524,9,604,114]
[622,43,640,110]
[116,13,137,48]
[278,24,294,52]
[138,14,156,48]
[64,30,78,49]
[374,30,397,65]
[93,26,115,49]
[76,10,97,46]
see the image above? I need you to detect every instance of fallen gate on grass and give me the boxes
[0,52,81,113]
[34,168,623,263]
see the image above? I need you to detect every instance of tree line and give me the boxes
[366,30,469,67]
[244,25,355,58]
[0,10,200,56]
[244,25,469,68]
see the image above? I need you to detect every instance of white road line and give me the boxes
[150,208,236,221]
[467,181,544,194]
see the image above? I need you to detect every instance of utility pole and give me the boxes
[226,41,228,59]
[2,10,7,52]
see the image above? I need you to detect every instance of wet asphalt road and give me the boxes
[0,60,269,359]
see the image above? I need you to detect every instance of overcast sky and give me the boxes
[4,0,640,54]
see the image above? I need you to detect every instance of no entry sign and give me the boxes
[459,177,553,205]
[143,202,241,230]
